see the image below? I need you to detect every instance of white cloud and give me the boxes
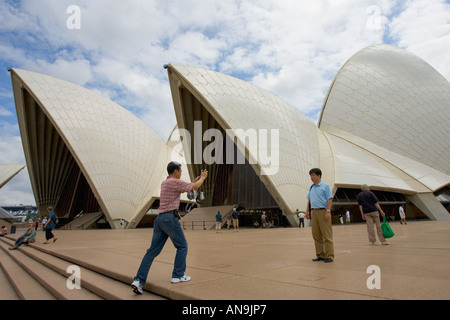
[389,0,450,80]
[0,1,37,32]
[167,31,225,66]
[0,169,34,206]
[0,122,25,164]
[0,123,33,205]
[254,61,326,109]
[233,0,395,115]
[0,107,12,117]
[28,58,92,86]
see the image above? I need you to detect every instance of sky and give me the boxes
[0,0,449,206]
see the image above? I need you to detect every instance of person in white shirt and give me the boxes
[345,210,350,225]
[399,205,407,225]
[298,210,305,228]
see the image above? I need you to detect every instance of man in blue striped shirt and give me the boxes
[306,168,334,263]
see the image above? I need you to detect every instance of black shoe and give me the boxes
[324,258,333,263]
[312,256,325,262]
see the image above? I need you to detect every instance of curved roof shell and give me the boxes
[11,69,170,227]
[319,45,450,191]
[0,164,25,189]
[168,63,321,214]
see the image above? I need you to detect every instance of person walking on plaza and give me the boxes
[399,205,407,225]
[131,161,208,295]
[43,206,58,244]
[231,208,239,232]
[215,211,222,233]
[305,168,334,263]
[357,185,389,245]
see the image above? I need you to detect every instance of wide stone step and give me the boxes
[0,242,56,300]
[28,243,167,300]
[0,240,102,300]
[0,263,19,300]
[0,236,166,300]
[23,242,165,300]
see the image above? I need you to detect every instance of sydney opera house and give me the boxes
[9,44,450,229]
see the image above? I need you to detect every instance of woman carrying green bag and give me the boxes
[357,185,391,245]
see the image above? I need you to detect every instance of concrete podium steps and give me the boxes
[0,236,166,300]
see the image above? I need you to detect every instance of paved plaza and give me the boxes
[1,220,449,300]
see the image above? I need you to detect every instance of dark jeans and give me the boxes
[134,211,188,284]
[45,229,55,240]
[15,236,28,247]
[299,218,305,228]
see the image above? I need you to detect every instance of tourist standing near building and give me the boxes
[399,205,407,225]
[231,208,239,232]
[215,211,222,233]
[297,210,305,228]
[305,168,334,263]
[357,185,389,245]
[261,211,267,227]
[345,210,351,225]
[131,161,208,295]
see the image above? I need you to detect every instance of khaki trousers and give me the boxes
[311,209,334,259]
[365,211,385,243]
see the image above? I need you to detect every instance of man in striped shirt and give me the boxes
[132,162,208,294]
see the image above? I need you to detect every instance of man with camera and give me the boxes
[132,161,208,294]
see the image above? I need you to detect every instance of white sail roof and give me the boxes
[11,69,170,225]
[319,45,450,189]
[0,164,25,189]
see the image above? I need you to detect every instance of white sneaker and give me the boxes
[171,274,191,284]
[131,280,143,294]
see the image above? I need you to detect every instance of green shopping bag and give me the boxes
[381,216,395,239]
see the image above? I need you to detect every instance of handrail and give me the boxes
[180,220,218,230]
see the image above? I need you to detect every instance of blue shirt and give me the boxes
[307,181,333,209]
[46,211,56,229]
[216,213,222,222]
[22,229,36,241]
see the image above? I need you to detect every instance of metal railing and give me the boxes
[180,220,218,230]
